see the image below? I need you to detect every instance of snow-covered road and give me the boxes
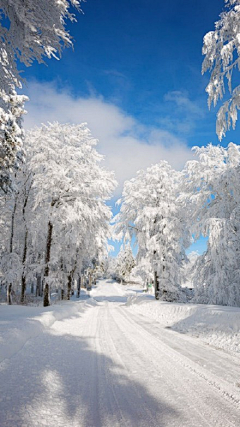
[0,280,240,426]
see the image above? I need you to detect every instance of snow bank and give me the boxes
[0,298,96,363]
[127,294,240,354]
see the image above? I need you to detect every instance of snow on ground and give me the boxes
[126,288,240,355]
[0,290,94,363]
[1,281,240,364]
[1,280,240,426]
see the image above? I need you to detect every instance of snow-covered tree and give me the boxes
[184,143,240,305]
[0,0,81,192]
[0,89,27,193]
[26,122,116,306]
[181,251,199,290]
[104,256,117,280]
[0,121,116,305]
[115,244,135,284]
[0,161,37,304]
[0,252,21,304]
[131,257,153,289]
[202,0,240,139]
[0,0,81,90]
[115,161,190,301]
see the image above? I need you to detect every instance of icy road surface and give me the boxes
[1,280,240,427]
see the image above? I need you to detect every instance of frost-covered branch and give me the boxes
[202,0,240,139]
[0,0,81,193]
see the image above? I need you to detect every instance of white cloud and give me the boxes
[23,81,193,195]
[158,90,206,135]
[164,91,205,117]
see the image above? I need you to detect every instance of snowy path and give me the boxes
[0,280,240,426]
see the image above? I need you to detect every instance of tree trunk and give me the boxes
[21,276,26,304]
[20,230,28,304]
[67,274,72,300]
[20,178,32,304]
[7,195,18,304]
[43,221,53,307]
[77,276,81,298]
[68,248,78,299]
[43,283,49,307]
[7,283,12,305]
[61,289,65,300]
[154,271,160,300]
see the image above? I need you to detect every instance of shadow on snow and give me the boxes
[0,312,179,426]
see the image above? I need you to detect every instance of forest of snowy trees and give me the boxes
[0,1,118,306]
[1,0,240,307]
[115,143,240,306]
[0,122,116,306]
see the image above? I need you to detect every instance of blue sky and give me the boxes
[21,0,240,256]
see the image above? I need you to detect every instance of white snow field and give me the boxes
[0,280,240,427]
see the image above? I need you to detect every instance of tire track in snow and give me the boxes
[106,303,239,427]
[97,302,162,427]
[123,306,240,405]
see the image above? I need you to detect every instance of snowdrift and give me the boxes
[127,294,240,354]
[0,298,97,363]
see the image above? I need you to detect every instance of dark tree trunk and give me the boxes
[43,221,53,307]
[7,283,12,305]
[20,180,32,304]
[67,274,72,300]
[67,249,78,300]
[43,283,49,307]
[61,289,65,300]
[154,271,160,300]
[44,221,53,278]
[20,230,28,304]
[153,246,160,300]
[77,276,81,298]
[21,276,26,304]
[7,195,18,305]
